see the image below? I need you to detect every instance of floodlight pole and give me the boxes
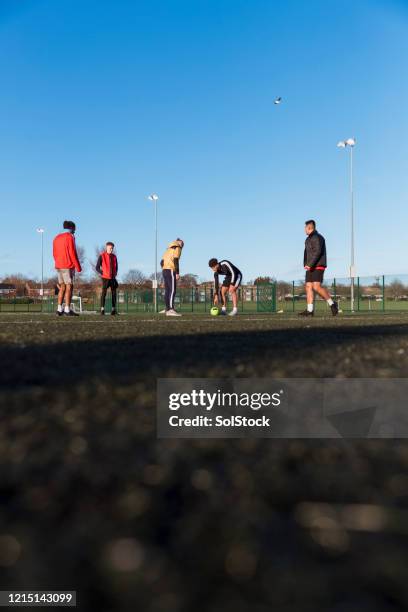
[148,194,159,312]
[337,138,356,312]
[155,197,157,311]
[350,145,355,313]
[37,228,44,298]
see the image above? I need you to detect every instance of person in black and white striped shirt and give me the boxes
[209,258,242,316]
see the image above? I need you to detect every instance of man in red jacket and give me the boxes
[96,242,119,315]
[52,220,82,316]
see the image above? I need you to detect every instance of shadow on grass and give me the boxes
[1,322,408,388]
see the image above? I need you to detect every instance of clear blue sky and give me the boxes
[1,0,408,282]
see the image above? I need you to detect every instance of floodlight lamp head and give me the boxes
[148,193,159,202]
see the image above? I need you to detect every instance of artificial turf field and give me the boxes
[1,312,408,611]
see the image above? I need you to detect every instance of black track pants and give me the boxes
[101,278,117,309]
[163,269,176,311]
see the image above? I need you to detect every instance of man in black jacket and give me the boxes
[299,220,338,317]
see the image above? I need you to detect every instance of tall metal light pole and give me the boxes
[148,194,159,312]
[36,228,45,297]
[337,138,356,312]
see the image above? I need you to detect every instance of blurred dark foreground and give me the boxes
[0,314,408,611]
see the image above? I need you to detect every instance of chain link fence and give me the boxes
[0,284,275,314]
[277,275,408,313]
[2,275,408,313]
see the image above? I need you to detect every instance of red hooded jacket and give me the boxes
[53,232,82,272]
[96,252,118,279]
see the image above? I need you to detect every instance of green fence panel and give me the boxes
[256,283,276,312]
[6,275,408,315]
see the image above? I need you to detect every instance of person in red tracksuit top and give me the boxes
[52,220,82,316]
[96,242,119,315]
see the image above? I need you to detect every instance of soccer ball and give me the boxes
[210,306,220,316]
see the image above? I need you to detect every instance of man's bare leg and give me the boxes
[313,282,330,301]
[229,286,238,309]
[64,284,73,311]
[228,286,239,315]
[220,286,228,314]
[313,281,338,315]
[306,282,314,309]
[56,283,66,315]
[298,281,315,315]
[58,283,66,306]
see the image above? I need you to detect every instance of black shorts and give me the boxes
[222,273,242,288]
[102,278,118,290]
[305,269,325,283]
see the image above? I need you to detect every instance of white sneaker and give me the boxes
[159,309,166,314]
[166,309,182,317]
[228,309,238,316]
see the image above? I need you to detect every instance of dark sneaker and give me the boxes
[64,310,79,317]
[56,310,64,316]
[111,310,118,316]
[331,301,339,316]
[298,309,314,317]
[100,310,105,315]
[220,310,227,316]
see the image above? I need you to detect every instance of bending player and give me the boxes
[208,258,242,316]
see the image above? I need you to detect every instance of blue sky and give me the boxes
[1,0,408,282]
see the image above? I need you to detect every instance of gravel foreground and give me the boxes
[1,313,408,612]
